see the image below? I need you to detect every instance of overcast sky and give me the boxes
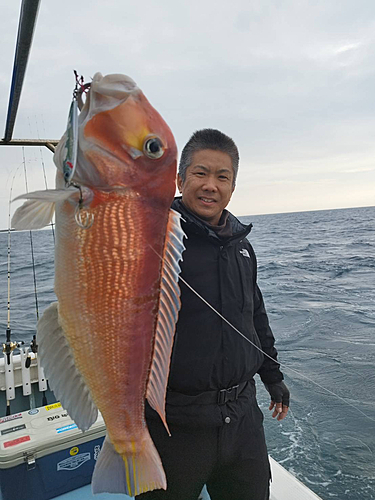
[1,0,375,229]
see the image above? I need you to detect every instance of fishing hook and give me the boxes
[73,183,95,230]
[73,70,91,111]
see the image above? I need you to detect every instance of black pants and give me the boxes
[137,399,270,500]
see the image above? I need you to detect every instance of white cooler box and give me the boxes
[0,403,106,500]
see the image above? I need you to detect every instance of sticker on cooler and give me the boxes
[1,424,26,436]
[56,423,78,434]
[47,412,69,423]
[57,453,91,471]
[0,413,22,425]
[45,402,62,411]
[94,444,101,461]
[3,435,31,448]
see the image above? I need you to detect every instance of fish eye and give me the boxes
[143,135,164,159]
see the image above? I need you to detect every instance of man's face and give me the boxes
[177,149,235,225]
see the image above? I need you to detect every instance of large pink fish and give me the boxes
[12,73,185,496]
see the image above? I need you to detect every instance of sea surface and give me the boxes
[0,205,374,500]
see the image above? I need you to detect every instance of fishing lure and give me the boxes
[62,71,91,186]
[63,72,94,229]
[62,95,78,185]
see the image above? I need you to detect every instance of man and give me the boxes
[138,129,290,500]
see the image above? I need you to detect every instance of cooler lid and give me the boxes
[0,403,106,469]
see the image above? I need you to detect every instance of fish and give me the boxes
[11,72,185,496]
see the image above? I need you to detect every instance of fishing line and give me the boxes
[27,116,38,162]
[6,166,22,329]
[22,148,39,322]
[335,435,373,456]
[179,274,375,424]
[149,244,375,425]
[35,115,55,242]
[5,161,25,191]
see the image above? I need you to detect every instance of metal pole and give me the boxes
[0,139,58,152]
[3,0,41,142]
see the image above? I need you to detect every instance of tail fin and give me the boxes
[92,434,166,496]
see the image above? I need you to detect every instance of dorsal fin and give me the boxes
[146,209,186,434]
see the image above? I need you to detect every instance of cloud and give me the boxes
[0,1,375,228]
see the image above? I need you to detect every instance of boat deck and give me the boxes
[0,358,323,500]
[52,457,323,500]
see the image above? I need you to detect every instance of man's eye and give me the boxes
[219,175,229,180]
[196,172,205,176]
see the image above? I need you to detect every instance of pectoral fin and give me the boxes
[146,209,186,434]
[11,199,55,230]
[11,188,77,230]
[13,188,78,203]
[38,302,98,431]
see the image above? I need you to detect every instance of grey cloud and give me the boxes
[0,0,375,228]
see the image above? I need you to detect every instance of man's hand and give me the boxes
[264,381,290,421]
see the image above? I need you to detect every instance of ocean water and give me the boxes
[0,205,374,500]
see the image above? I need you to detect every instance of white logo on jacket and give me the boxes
[239,249,250,258]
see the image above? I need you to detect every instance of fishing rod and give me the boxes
[1,149,55,416]
[22,147,39,322]
[0,140,57,416]
[2,167,24,415]
[21,147,48,407]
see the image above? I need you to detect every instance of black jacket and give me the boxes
[167,199,283,396]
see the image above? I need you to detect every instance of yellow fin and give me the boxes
[92,434,166,496]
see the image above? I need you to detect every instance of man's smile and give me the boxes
[199,197,217,204]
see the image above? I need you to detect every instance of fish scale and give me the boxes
[55,193,167,449]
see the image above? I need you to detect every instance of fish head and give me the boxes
[55,73,177,206]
